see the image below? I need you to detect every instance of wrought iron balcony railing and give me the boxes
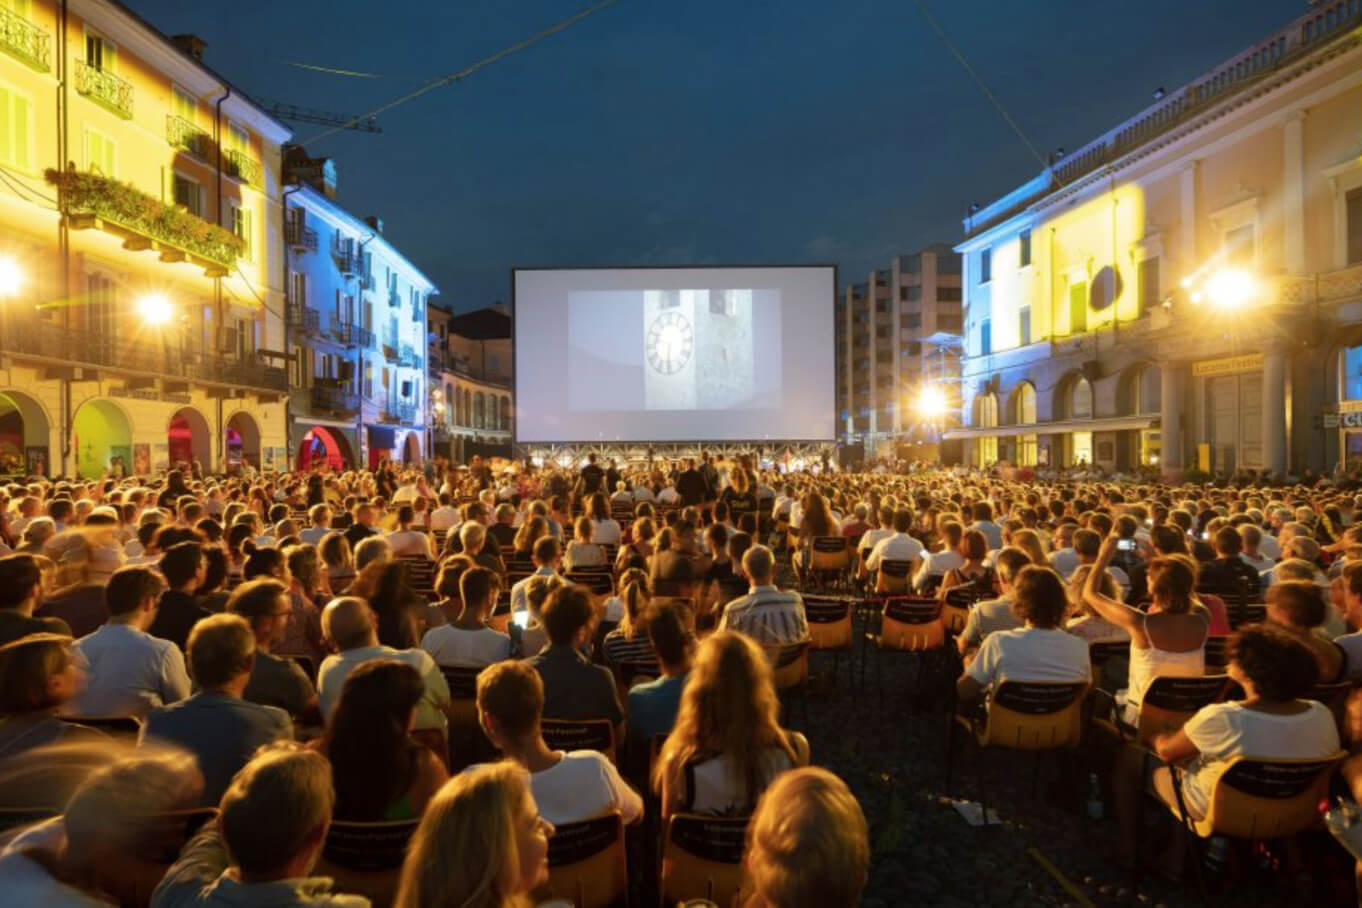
[166,115,210,158]
[397,402,417,424]
[75,60,132,119]
[286,221,318,252]
[223,149,261,186]
[7,315,285,392]
[0,5,50,71]
[382,343,400,363]
[286,303,321,338]
[398,344,419,368]
[311,384,358,415]
[332,248,357,276]
[334,322,374,348]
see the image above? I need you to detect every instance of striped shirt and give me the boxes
[718,586,809,646]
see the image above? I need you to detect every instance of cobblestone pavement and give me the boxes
[788,624,1353,908]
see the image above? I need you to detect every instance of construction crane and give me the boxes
[256,98,382,134]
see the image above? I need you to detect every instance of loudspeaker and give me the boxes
[401,380,412,396]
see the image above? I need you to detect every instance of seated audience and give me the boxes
[957,547,1031,659]
[718,545,808,646]
[0,632,103,759]
[601,568,655,667]
[744,766,870,908]
[564,516,605,571]
[68,566,190,719]
[625,600,692,778]
[319,659,448,821]
[227,578,318,719]
[1064,565,1130,644]
[147,542,209,650]
[476,660,643,826]
[420,566,512,667]
[141,613,293,806]
[1265,579,1345,683]
[654,631,805,817]
[393,762,552,908]
[0,552,71,644]
[526,585,624,728]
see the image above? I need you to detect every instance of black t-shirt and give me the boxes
[580,464,605,495]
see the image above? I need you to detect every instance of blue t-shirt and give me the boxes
[627,672,688,748]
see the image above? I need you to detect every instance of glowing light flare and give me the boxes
[1203,268,1258,311]
[137,293,174,325]
[0,258,22,297]
[916,385,949,420]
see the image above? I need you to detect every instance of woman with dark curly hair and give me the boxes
[318,658,448,821]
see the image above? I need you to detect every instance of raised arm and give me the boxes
[1081,534,1149,643]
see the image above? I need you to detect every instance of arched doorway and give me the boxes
[297,426,353,471]
[226,411,261,474]
[1009,382,1038,466]
[972,392,999,468]
[167,407,210,471]
[403,432,420,464]
[0,390,51,476]
[73,398,132,479]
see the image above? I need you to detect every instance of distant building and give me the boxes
[835,247,963,454]
[428,305,512,462]
[0,2,290,478]
[284,164,436,470]
[951,1,1362,477]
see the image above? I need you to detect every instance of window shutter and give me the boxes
[101,134,115,177]
[0,85,12,167]
[12,92,27,170]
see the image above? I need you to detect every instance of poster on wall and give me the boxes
[133,444,151,476]
[25,447,48,477]
[153,443,169,472]
[264,446,276,472]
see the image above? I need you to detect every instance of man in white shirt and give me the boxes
[856,506,895,560]
[632,482,656,503]
[298,504,331,546]
[69,565,191,719]
[913,521,965,592]
[429,492,462,532]
[1047,524,1080,580]
[865,508,924,574]
[317,596,451,734]
[719,546,808,646]
[7,496,38,538]
[511,536,562,616]
[475,659,643,827]
[957,547,1031,659]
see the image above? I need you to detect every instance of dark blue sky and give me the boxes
[128,0,1296,311]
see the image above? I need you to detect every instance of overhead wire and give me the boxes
[299,0,623,145]
[908,0,1060,183]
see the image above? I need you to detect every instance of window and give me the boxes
[1068,279,1088,334]
[899,286,909,301]
[0,83,31,170]
[289,272,306,307]
[979,248,992,283]
[1347,187,1362,266]
[1019,305,1031,346]
[229,202,252,257]
[85,33,115,72]
[227,122,248,154]
[979,318,991,355]
[1019,230,1032,267]
[172,86,196,123]
[905,286,921,303]
[937,287,961,302]
[1138,256,1160,314]
[85,129,115,176]
[905,313,922,330]
[1224,224,1255,268]
[172,173,201,217]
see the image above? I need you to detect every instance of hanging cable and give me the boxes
[909,0,1059,182]
[300,0,622,145]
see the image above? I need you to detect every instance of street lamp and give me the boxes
[0,258,22,298]
[1180,267,1259,311]
[916,384,949,421]
[137,293,174,325]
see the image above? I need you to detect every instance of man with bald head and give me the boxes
[316,596,450,734]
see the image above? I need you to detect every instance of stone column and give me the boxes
[1160,361,1184,475]
[1283,110,1306,275]
[1262,348,1288,478]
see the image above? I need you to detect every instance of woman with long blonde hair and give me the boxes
[394,762,553,908]
[654,632,804,817]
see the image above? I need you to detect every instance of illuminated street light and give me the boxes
[1203,268,1258,310]
[137,293,174,325]
[0,258,22,297]
[916,384,948,420]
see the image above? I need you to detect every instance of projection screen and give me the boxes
[513,266,836,443]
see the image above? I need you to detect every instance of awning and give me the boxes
[367,425,396,448]
[942,414,1158,441]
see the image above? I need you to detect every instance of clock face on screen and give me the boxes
[646,311,693,374]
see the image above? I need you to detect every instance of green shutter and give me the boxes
[11,92,27,170]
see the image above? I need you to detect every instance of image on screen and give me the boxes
[514,267,835,442]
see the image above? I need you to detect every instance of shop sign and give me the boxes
[1330,411,1362,429]
[1191,353,1263,378]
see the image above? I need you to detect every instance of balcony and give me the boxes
[223,149,261,186]
[46,167,243,274]
[311,384,358,416]
[398,344,419,368]
[0,6,50,71]
[286,304,321,338]
[382,343,400,363]
[7,315,285,392]
[75,60,132,119]
[334,323,373,348]
[286,221,317,253]
[332,247,357,277]
[166,115,210,159]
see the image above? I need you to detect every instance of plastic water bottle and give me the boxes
[1085,772,1104,820]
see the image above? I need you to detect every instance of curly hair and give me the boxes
[1228,624,1319,702]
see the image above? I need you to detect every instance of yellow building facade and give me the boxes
[0,0,291,478]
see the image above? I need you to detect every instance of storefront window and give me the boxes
[1071,431,1093,466]
[1344,346,1362,401]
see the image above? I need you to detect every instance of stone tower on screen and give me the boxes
[642,289,755,411]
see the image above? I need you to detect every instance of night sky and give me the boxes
[127,0,1296,311]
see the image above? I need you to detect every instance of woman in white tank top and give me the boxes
[1082,535,1209,725]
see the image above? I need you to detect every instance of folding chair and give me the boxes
[803,595,853,690]
[1101,674,1227,746]
[541,718,616,764]
[945,680,1089,815]
[660,813,750,908]
[318,817,422,907]
[806,536,851,593]
[864,597,949,709]
[1203,635,1230,670]
[440,665,491,768]
[400,556,437,595]
[538,813,627,908]
[1306,679,1354,734]
[874,559,914,596]
[63,714,143,738]
[763,641,810,727]
[940,586,981,636]
[1162,752,1346,898]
